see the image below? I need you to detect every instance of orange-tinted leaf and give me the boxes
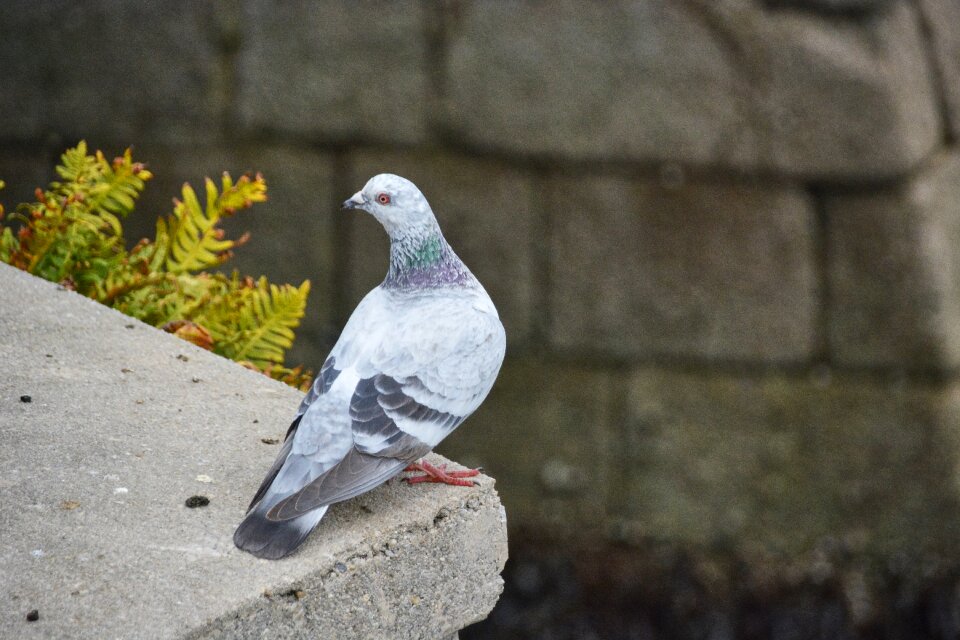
[162,320,214,351]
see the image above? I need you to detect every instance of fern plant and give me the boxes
[0,142,313,390]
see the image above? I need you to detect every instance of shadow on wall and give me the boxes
[5,1,960,637]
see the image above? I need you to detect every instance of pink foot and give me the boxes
[403,460,481,487]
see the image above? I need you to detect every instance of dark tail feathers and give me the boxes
[233,502,328,560]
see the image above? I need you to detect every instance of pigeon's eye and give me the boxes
[376,193,391,205]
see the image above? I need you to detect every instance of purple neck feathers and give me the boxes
[383,233,475,290]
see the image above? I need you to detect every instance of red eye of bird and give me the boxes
[376,193,391,205]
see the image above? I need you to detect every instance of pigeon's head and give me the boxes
[342,174,438,237]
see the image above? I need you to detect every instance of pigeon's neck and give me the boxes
[384,230,473,290]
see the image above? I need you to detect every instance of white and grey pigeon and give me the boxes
[234,174,506,560]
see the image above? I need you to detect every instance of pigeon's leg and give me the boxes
[403,460,480,486]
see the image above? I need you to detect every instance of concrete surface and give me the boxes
[0,263,507,639]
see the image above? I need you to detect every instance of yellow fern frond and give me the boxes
[159,173,265,275]
[5,142,151,290]
[162,182,232,273]
[214,172,267,215]
[52,142,152,218]
[199,276,310,367]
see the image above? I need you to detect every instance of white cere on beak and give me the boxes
[348,191,365,206]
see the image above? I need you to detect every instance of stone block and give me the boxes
[238,0,431,145]
[723,0,940,178]
[0,263,507,639]
[547,173,818,363]
[764,0,894,13]
[436,358,617,540]
[0,1,224,145]
[0,149,56,213]
[622,367,960,558]
[442,1,753,168]
[113,144,340,368]
[442,0,939,179]
[918,0,960,140]
[0,1,55,139]
[344,149,537,345]
[825,151,960,370]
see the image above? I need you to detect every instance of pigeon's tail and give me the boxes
[233,501,328,560]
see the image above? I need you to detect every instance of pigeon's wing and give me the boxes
[265,375,462,521]
[244,415,300,512]
[266,449,410,521]
[244,356,340,512]
[294,355,340,420]
[266,292,506,521]
[349,375,462,458]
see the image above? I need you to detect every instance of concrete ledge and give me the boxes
[0,263,507,639]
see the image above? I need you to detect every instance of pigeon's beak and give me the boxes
[342,191,366,210]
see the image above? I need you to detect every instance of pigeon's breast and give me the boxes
[329,284,504,413]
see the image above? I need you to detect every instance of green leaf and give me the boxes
[0,227,14,263]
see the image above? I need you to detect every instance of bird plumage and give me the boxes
[234,174,506,559]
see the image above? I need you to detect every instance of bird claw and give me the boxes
[403,460,481,487]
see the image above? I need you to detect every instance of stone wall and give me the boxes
[5,0,960,616]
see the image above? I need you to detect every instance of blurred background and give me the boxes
[4,1,960,637]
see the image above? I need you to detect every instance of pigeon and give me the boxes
[234,174,506,560]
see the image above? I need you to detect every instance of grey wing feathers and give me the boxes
[245,414,301,512]
[295,356,340,418]
[265,374,460,521]
[351,375,462,456]
[373,375,464,426]
[266,449,408,521]
[246,357,340,513]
